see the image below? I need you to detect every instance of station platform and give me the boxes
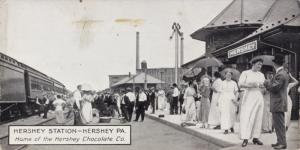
[0,111,55,139]
[146,110,299,150]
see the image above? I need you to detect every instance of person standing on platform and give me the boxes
[126,88,136,122]
[239,58,265,147]
[171,83,180,115]
[134,88,147,122]
[199,77,211,128]
[262,72,274,133]
[182,81,196,124]
[193,80,201,124]
[166,86,173,114]
[120,90,129,121]
[208,72,222,129]
[157,87,166,112]
[80,85,95,124]
[218,72,238,134]
[179,87,185,114]
[73,85,84,125]
[36,94,50,119]
[285,72,298,130]
[52,95,66,124]
[148,87,156,114]
[264,55,289,149]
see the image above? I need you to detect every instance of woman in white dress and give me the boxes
[53,95,66,124]
[285,73,298,130]
[208,72,222,129]
[238,58,265,147]
[218,71,238,134]
[157,88,166,111]
[81,91,95,124]
[182,81,196,124]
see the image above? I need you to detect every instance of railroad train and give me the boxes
[0,52,66,121]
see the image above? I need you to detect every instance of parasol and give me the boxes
[193,57,223,69]
[182,67,206,81]
[220,68,241,81]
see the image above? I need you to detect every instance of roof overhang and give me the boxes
[191,24,261,41]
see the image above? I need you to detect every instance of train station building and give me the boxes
[190,0,300,119]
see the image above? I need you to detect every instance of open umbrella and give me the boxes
[220,68,241,81]
[193,57,223,69]
[182,67,206,81]
[250,55,274,66]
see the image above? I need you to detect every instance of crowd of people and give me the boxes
[177,55,299,149]
[34,55,299,149]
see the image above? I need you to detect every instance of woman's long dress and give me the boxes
[285,83,296,128]
[200,86,211,123]
[53,99,66,124]
[183,87,196,122]
[157,90,166,111]
[81,94,94,124]
[238,70,265,139]
[208,78,222,126]
[219,80,238,130]
[262,91,272,132]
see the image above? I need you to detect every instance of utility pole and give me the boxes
[170,23,183,85]
[180,33,184,67]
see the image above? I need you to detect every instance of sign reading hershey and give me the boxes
[228,40,257,58]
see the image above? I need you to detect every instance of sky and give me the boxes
[1,0,232,91]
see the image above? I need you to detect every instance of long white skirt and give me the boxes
[239,90,264,139]
[158,96,166,110]
[81,101,93,124]
[219,92,236,130]
[195,101,201,122]
[208,92,221,126]
[285,95,292,128]
[184,97,196,122]
[262,93,272,132]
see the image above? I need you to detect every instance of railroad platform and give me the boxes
[0,111,55,139]
[146,110,299,150]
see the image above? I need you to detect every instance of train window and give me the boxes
[43,84,51,91]
[1,55,4,59]
[31,83,42,90]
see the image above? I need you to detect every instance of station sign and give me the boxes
[228,40,257,58]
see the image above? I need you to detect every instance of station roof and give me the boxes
[211,0,300,55]
[191,0,277,41]
[112,72,164,87]
[247,0,300,37]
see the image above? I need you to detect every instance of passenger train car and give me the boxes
[0,52,66,121]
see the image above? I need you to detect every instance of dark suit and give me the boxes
[264,68,289,146]
[149,92,156,113]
